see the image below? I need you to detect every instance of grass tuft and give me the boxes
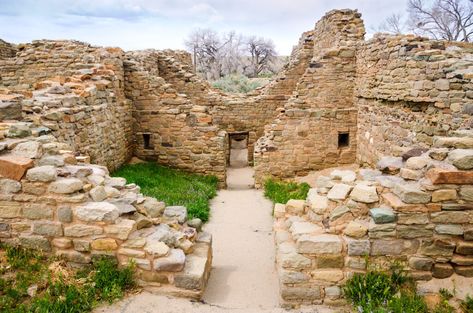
[0,245,134,313]
[112,162,218,222]
[263,178,310,204]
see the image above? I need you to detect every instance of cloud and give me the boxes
[0,0,409,54]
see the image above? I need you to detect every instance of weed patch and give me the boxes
[112,162,218,222]
[264,179,310,204]
[0,245,134,313]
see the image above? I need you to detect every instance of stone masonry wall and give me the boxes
[0,39,16,59]
[124,51,227,183]
[254,10,365,186]
[274,132,473,307]
[0,121,212,299]
[0,40,134,172]
[356,35,473,166]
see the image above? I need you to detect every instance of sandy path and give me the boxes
[202,167,279,310]
[95,167,336,313]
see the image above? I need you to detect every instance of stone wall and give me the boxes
[0,40,134,172]
[124,50,227,183]
[0,39,16,59]
[254,10,365,186]
[0,121,212,298]
[274,132,473,307]
[356,35,473,166]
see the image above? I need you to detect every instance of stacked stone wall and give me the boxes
[0,41,133,172]
[254,10,365,186]
[124,51,227,183]
[0,121,212,298]
[274,133,473,307]
[0,39,16,59]
[356,35,473,166]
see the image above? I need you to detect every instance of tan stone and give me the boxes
[0,155,34,181]
[91,238,117,251]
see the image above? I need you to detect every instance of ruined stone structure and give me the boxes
[0,7,472,306]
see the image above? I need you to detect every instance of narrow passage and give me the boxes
[202,167,279,309]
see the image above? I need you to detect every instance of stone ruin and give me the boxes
[0,8,472,306]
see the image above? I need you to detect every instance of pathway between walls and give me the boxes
[95,167,336,313]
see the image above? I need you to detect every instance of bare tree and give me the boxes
[377,13,406,34]
[408,0,473,41]
[245,36,277,77]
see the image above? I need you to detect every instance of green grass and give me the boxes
[263,178,310,204]
[461,295,473,313]
[112,162,218,222]
[0,245,134,313]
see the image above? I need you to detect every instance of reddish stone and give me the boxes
[0,155,34,181]
[382,193,440,213]
[426,168,473,185]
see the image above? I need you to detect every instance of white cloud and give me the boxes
[0,0,408,54]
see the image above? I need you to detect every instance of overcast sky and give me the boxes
[0,0,407,55]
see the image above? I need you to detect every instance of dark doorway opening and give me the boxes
[338,132,349,148]
[228,132,249,168]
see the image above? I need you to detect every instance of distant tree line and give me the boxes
[377,0,473,42]
[184,29,279,80]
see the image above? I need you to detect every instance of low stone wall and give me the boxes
[273,131,473,307]
[356,35,473,166]
[254,9,365,186]
[0,121,212,298]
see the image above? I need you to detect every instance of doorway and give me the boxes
[228,132,249,168]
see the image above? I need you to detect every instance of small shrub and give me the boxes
[461,295,473,313]
[112,162,218,222]
[211,74,263,93]
[387,291,428,313]
[434,288,455,313]
[263,179,310,204]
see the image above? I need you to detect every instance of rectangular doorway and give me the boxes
[228,132,249,168]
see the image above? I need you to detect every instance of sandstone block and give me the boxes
[448,149,473,170]
[281,286,321,301]
[459,186,473,201]
[370,207,396,224]
[145,241,170,257]
[327,184,352,201]
[426,168,473,185]
[12,141,41,159]
[420,239,455,257]
[174,255,208,290]
[52,238,72,249]
[312,270,344,283]
[163,206,187,224]
[274,203,286,218]
[347,239,370,256]
[153,248,186,272]
[431,211,469,224]
[26,166,57,182]
[290,221,322,237]
[0,155,34,181]
[57,206,72,223]
[33,221,63,237]
[431,189,457,202]
[457,241,473,255]
[409,257,433,271]
[393,183,431,204]
[286,199,305,214]
[435,224,463,235]
[330,170,356,182]
[343,221,368,238]
[89,186,107,202]
[104,219,136,240]
[454,265,473,277]
[74,202,119,223]
[91,238,117,251]
[19,235,50,251]
[452,255,473,266]
[280,252,312,269]
[118,248,146,258]
[279,270,310,284]
[397,213,429,225]
[49,178,83,194]
[316,254,344,268]
[296,234,342,254]
[377,156,403,174]
[397,225,432,238]
[350,184,379,203]
[142,197,165,218]
[0,179,21,193]
[64,224,103,237]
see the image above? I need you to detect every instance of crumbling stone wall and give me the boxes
[0,41,134,171]
[124,51,227,183]
[356,35,473,166]
[274,131,473,307]
[0,39,16,59]
[0,121,212,298]
[254,10,365,186]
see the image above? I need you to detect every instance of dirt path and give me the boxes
[95,167,335,313]
[202,167,279,310]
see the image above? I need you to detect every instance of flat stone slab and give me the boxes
[448,149,473,170]
[74,202,119,223]
[350,184,379,203]
[327,184,352,201]
[289,221,322,237]
[370,207,396,224]
[163,206,188,224]
[0,155,34,181]
[427,168,473,185]
[174,255,208,290]
[393,182,431,204]
[296,234,342,254]
[153,248,186,272]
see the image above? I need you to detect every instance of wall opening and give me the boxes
[143,133,153,150]
[338,132,349,148]
[228,132,249,168]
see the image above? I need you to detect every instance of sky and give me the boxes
[0,0,408,55]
